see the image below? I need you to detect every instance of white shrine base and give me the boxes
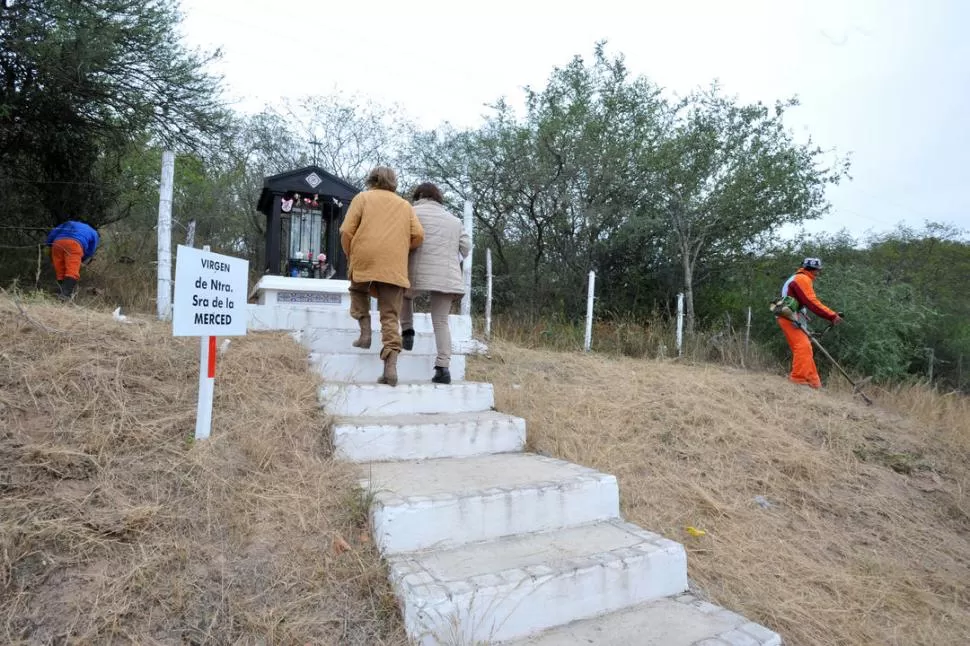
[251,275,352,307]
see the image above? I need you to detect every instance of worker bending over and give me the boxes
[46,219,100,301]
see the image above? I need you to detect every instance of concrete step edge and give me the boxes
[332,410,525,428]
[332,411,527,463]
[500,594,782,646]
[388,519,684,596]
[385,519,689,645]
[361,454,620,554]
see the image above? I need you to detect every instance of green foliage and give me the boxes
[405,43,669,317]
[815,262,937,381]
[0,0,226,232]
[2,22,965,391]
[641,85,849,329]
[404,43,846,325]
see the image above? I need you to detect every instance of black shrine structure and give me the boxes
[256,165,360,279]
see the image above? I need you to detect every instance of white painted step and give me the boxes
[309,352,466,383]
[506,594,782,646]
[387,519,688,645]
[360,453,619,554]
[301,327,476,356]
[248,304,473,339]
[320,382,494,417]
[333,411,527,462]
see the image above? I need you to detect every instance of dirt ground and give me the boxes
[0,296,407,645]
[468,341,970,646]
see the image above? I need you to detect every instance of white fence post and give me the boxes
[744,306,752,366]
[485,248,493,341]
[185,219,196,248]
[676,292,684,357]
[461,198,474,317]
[156,150,175,321]
[584,270,596,352]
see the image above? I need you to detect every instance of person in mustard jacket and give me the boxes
[777,257,843,388]
[339,166,425,386]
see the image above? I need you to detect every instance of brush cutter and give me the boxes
[796,319,873,406]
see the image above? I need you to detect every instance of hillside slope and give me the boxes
[0,297,405,645]
[468,343,970,646]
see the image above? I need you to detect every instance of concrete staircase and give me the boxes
[302,311,783,646]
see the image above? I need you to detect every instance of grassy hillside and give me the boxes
[0,295,406,645]
[4,290,967,646]
[468,343,970,646]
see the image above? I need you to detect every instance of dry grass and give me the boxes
[487,313,780,372]
[0,295,406,645]
[468,341,970,646]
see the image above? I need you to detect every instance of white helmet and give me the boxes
[802,257,822,270]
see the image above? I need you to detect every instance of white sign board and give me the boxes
[173,245,249,337]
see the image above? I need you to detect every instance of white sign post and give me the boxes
[172,245,249,440]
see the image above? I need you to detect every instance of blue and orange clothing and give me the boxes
[46,221,99,282]
[778,268,837,388]
[46,221,99,260]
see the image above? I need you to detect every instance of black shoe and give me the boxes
[59,277,78,301]
[432,366,451,384]
[402,329,415,351]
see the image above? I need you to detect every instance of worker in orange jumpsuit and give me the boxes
[45,220,100,301]
[777,258,843,388]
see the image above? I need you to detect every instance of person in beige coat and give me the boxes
[400,182,471,384]
[340,167,425,386]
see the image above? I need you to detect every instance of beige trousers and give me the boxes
[400,292,457,368]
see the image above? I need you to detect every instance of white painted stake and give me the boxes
[676,292,685,357]
[485,248,493,341]
[185,219,196,248]
[196,335,215,440]
[157,150,175,321]
[745,306,752,359]
[584,270,595,352]
[460,198,474,316]
[195,244,215,441]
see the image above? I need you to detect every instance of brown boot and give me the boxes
[352,316,372,349]
[378,350,399,387]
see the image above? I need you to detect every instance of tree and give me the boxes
[102,96,416,269]
[0,0,226,231]
[402,44,850,324]
[276,93,412,187]
[862,223,970,387]
[403,43,667,316]
[642,86,850,330]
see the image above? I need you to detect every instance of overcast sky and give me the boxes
[178,0,969,240]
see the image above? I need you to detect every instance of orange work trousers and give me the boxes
[778,317,821,388]
[51,238,84,281]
